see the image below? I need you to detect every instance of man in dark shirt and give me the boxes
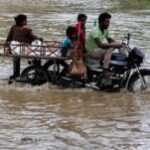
[6,14,42,83]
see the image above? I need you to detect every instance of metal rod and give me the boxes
[135,65,146,89]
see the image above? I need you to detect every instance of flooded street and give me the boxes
[0,0,150,149]
[0,87,150,149]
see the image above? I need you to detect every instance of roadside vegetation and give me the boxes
[119,0,150,10]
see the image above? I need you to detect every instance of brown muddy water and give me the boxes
[0,0,150,149]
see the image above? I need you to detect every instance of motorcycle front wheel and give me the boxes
[128,69,150,92]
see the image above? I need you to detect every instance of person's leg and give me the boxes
[58,60,69,76]
[102,48,115,76]
[9,57,20,84]
[88,48,114,69]
[13,57,20,77]
[88,50,104,60]
[103,48,113,69]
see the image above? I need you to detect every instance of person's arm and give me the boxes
[30,30,43,41]
[107,37,115,43]
[91,28,120,49]
[26,27,43,43]
[5,26,14,54]
[6,26,14,44]
[94,38,121,49]
[107,36,122,49]
[107,32,122,48]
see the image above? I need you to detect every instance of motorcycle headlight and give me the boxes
[129,47,145,65]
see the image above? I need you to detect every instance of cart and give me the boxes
[1,40,71,85]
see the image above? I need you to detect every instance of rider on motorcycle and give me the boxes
[85,12,122,76]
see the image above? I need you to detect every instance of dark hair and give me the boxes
[98,12,111,23]
[77,13,87,22]
[66,26,77,37]
[14,14,27,26]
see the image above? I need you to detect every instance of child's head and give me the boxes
[14,14,27,26]
[66,26,77,40]
[77,13,87,25]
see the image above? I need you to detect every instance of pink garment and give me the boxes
[75,22,86,47]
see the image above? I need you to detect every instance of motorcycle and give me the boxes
[87,33,150,92]
[21,33,150,92]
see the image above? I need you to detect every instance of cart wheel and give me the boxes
[43,60,67,84]
[20,66,50,85]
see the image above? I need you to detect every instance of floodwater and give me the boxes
[0,0,150,149]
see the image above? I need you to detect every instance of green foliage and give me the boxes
[119,0,150,10]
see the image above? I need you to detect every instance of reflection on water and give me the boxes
[0,0,150,149]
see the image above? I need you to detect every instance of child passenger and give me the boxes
[61,26,78,57]
[59,26,78,76]
[75,14,87,49]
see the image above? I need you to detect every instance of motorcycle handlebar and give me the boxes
[122,33,131,46]
[126,33,131,41]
